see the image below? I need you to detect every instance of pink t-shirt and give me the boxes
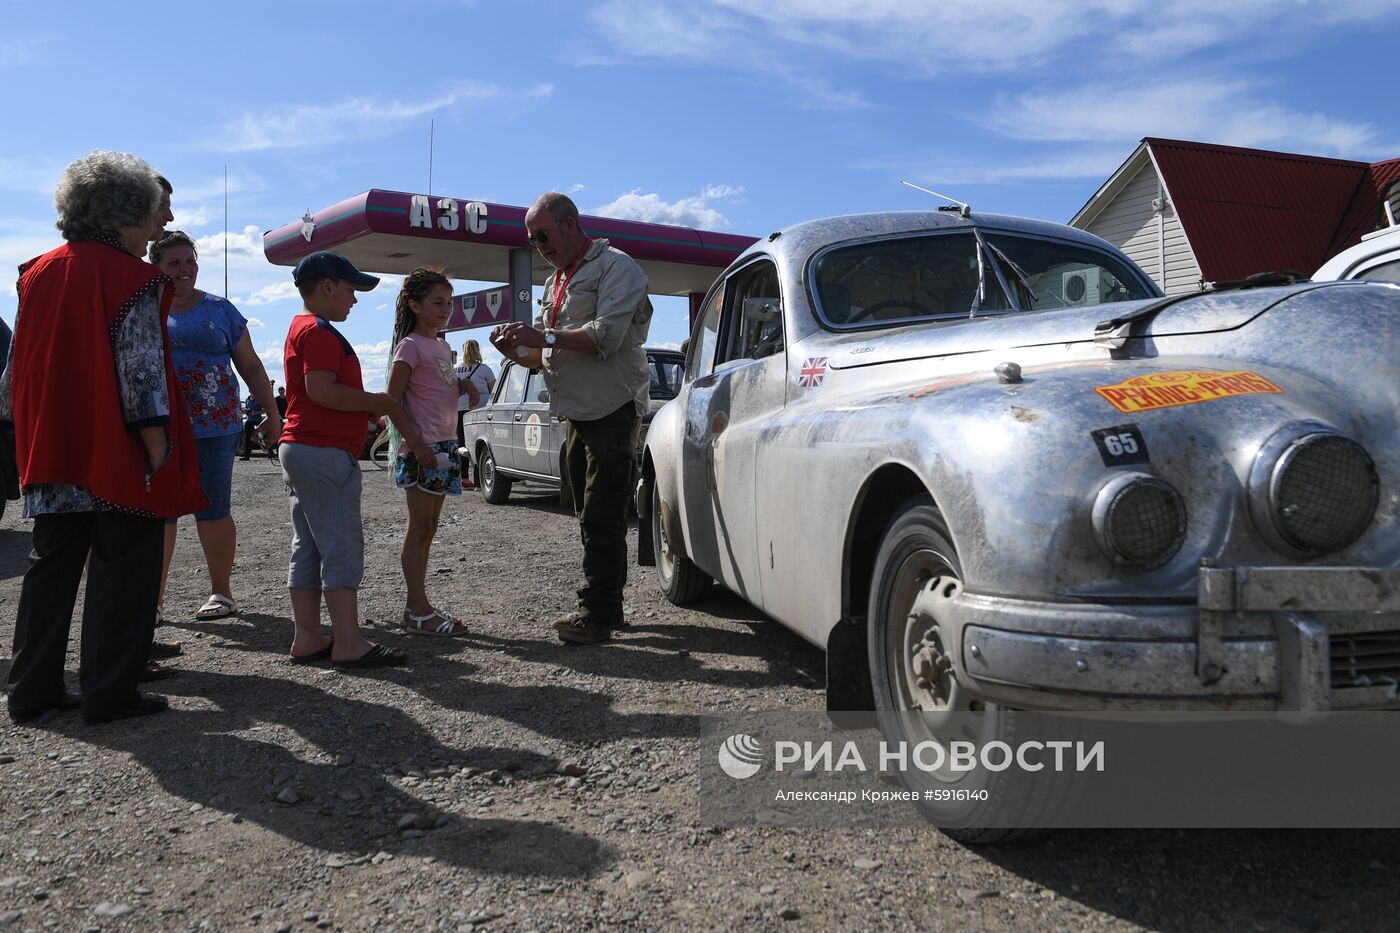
[392,333,459,451]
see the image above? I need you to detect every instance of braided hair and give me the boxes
[392,266,452,349]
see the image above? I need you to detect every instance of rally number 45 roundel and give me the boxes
[1094,370,1282,414]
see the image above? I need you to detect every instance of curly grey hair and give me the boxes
[54,151,161,242]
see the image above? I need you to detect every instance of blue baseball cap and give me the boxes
[291,251,380,290]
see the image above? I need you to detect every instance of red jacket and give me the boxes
[11,241,206,518]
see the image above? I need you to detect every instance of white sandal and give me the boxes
[402,609,469,636]
[195,594,238,620]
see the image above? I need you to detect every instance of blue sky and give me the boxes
[3,0,1398,391]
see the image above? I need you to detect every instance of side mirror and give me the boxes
[538,389,550,403]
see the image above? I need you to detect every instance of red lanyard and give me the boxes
[549,240,591,328]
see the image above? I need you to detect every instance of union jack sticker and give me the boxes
[798,356,828,388]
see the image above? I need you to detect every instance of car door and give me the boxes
[677,258,786,606]
[489,361,529,471]
[514,369,559,480]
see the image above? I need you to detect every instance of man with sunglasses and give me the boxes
[491,192,653,645]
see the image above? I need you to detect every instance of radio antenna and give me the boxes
[428,119,435,197]
[901,179,970,217]
[223,164,229,296]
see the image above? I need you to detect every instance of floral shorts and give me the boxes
[394,439,462,496]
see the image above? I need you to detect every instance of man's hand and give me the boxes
[410,438,437,467]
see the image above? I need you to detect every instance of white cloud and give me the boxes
[243,281,301,307]
[593,0,1400,75]
[213,82,553,152]
[592,184,745,228]
[353,339,395,391]
[172,206,211,230]
[245,317,265,330]
[989,79,1383,158]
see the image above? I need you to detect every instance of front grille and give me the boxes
[1331,630,1400,689]
[1273,435,1378,555]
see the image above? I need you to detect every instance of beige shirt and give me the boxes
[535,238,653,421]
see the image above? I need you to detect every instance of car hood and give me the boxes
[821,283,1342,370]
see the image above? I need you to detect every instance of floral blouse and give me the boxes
[168,293,248,438]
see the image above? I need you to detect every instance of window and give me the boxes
[717,259,783,366]
[499,363,528,404]
[525,370,550,404]
[688,284,723,380]
[984,235,1153,311]
[650,356,685,400]
[1354,257,1400,284]
[811,230,1154,329]
[813,232,1011,327]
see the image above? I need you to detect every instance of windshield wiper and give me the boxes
[986,242,1065,310]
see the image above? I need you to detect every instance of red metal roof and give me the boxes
[1145,138,1371,280]
[1329,158,1400,256]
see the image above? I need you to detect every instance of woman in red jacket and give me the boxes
[0,150,204,726]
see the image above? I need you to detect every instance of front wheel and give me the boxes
[868,496,1074,843]
[480,445,512,504]
[652,482,711,604]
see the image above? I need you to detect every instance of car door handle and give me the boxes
[485,413,493,420]
[514,414,523,421]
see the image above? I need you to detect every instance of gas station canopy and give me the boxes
[263,189,756,298]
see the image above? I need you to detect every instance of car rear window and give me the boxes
[812,230,1152,328]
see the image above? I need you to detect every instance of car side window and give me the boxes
[688,285,724,381]
[498,364,528,405]
[717,259,783,366]
[1353,257,1400,284]
[525,370,550,404]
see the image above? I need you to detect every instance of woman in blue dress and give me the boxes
[150,231,280,621]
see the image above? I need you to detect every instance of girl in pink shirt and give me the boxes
[387,267,479,635]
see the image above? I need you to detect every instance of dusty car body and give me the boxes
[639,210,1400,730]
[463,348,685,504]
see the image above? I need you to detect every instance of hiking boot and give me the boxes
[556,617,611,645]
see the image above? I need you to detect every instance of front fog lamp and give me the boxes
[1091,474,1187,569]
[1250,430,1378,556]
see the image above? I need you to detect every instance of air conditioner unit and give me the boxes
[1062,268,1103,306]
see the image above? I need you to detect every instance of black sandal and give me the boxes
[332,643,407,670]
[290,639,334,664]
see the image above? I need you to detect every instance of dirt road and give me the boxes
[0,459,1395,931]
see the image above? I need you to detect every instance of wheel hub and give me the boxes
[902,574,963,714]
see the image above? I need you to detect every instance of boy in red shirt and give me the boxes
[280,252,434,669]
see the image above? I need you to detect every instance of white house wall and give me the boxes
[1081,163,1202,295]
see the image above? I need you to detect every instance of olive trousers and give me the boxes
[563,402,639,627]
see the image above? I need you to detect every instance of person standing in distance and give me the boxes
[491,192,652,645]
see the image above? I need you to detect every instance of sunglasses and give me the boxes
[526,219,563,247]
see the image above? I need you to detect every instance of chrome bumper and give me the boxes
[951,567,1400,712]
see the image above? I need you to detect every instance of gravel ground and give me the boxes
[0,458,1397,932]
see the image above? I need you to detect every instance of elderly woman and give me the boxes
[150,231,279,621]
[0,151,204,726]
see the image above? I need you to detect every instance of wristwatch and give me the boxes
[544,329,557,347]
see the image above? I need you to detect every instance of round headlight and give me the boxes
[1268,433,1378,555]
[1091,474,1187,570]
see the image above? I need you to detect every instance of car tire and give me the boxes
[653,482,711,604]
[867,495,1077,844]
[480,445,512,504]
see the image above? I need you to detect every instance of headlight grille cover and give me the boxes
[1093,475,1187,569]
[1272,434,1378,555]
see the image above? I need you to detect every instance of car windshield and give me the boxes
[812,230,1152,329]
[650,356,685,399]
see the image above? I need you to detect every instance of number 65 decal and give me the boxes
[1091,423,1150,467]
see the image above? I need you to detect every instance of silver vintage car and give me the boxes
[638,210,1400,833]
[463,348,685,504]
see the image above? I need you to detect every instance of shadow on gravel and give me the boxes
[975,828,1400,932]
[62,670,615,878]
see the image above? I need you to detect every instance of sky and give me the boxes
[3,0,1398,392]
